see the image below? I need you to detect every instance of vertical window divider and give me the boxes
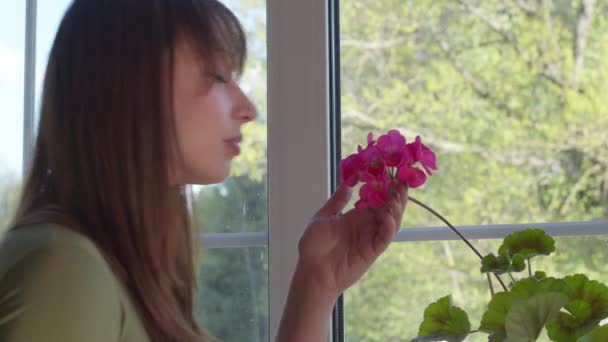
[22,0,37,176]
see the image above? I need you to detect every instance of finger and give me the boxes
[392,183,408,212]
[400,184,408,208]
[386,199,402,232]
[373,209,398,254]
[315,183,353,217]
[398,185,409,226]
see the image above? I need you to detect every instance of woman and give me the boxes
[0,0,408,341]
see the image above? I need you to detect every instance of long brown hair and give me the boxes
[10,0,246,341]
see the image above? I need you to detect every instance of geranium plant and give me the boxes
[340,129,608,342]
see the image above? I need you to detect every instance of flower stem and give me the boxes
[487,274,495,296]
[528,259,532,277]
[508,272,516,284]
[408,196,508,292]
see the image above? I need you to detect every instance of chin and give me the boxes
[194,168,231,185]
[206,174,230,185]
[186,173,228,185]
[174,162,231,185]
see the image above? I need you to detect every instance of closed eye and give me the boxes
[213,74,229,84]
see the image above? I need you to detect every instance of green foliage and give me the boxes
[192,176,268,342]
[413,228,608,342]
[0,173,20,235]
[509,277,571,298]
[579,325,608,342]
[498,229,556,260]
[479,277,570,340]
[413,295,470,342]
[481,252,526,275]
[341,0,608,231]
[478,292,513,341]
[504,292,569,341]
[546,275,608,341]
[342,2,608,337]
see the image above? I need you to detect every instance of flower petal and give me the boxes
[397,165,427,188]
[339,153,365,186]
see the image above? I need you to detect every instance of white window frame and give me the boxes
[19,1,608,341]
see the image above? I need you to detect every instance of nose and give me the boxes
[234,85,257,123]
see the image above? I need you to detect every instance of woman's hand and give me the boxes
[296,182,408,299]
[275,183,408,342]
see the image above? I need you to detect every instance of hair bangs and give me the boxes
[173,0,247,79]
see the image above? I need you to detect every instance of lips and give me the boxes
[224,135,242,155]
[224,135,242,144]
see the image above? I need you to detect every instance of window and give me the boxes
[192,4,269,339]
[338,0,608,340]
[0,2,25,233]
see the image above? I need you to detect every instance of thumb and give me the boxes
[316,183,354,217]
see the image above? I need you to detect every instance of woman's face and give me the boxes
[170,41,256,185]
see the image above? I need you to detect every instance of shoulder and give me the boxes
[1,223,104,266]
[0,224,124,341]
[0,223,115,284]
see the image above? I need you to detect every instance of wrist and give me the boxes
[291,262,338,305]
[275,263,338,342]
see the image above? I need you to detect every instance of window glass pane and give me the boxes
[193,0,268,337]
[345,236,607,341]
[197,246,268,341]
[36,0,72,121]
[340,1,608,340]
[0,2,25,233]
[193,0,267,234]
[340,0,608,227]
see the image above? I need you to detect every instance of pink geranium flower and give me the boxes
[357,144,385,177]
[339,153,365,186]
[408,136,437,175]
[377,129,408,167]
[357,172,391,208]
[367,132,375,145]
[339,129,438,207]
[396,164,427,188]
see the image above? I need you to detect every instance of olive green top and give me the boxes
[0,224,150,341]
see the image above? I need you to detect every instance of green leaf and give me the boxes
[534,271,547,280]
[579,325,608,342]
[564,274,591,295]
[481,253,526,275]
[481,253,511,274]
[498,229,555,259]
[503,292,569,341]
[479,277,569,341]
[547,313,596,341]
[547,275,608,341]
[538,278,571,295]
[415,296,470,342]
[488,333,506,342]
[510,277,571,299]
[566,300,593,324]
[511,254,527,273]
[480,292,515,340]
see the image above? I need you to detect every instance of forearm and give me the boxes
[275,265,338,342]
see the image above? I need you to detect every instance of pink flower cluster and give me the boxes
[340,130,437,209]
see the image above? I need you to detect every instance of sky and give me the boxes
[0,0,265,179]
[0,0,73,177]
